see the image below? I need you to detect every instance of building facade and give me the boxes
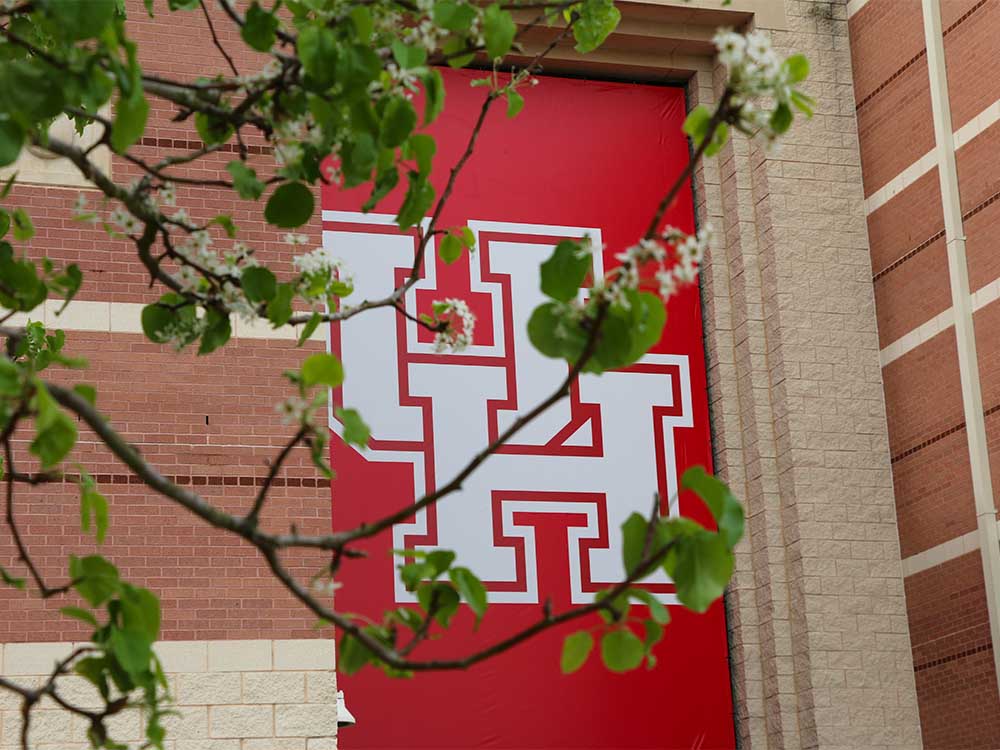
[0,0,997,748]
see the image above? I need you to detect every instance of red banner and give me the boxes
[325,69,735,749]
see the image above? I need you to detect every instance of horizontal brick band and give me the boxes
[873,185,1000,281]
[891,402,1000,464]
[36,472,329,489]
[856,0,988,113]
[137,136,273,156]
[913,641,993,673]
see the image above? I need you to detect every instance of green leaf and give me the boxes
[226,161,265,200]
[527,302,588,362]
[442,36,474,68]
[31,383,76,468]
[439,233,463,264]
[73,383,97,406]
[588,305,635,372]
[349,6,373,41]
[426,549,456,576]
[420,67,444,125]
[0,210,9,240]
[600,627,644,672]
[265,182,314,228]
[391,40,427,69]
[60,606,99,628]
[381,97,417,148]
[704,121,729,158]
[783,53,809,84]
[396,171,435,230]
[540,240,590,302]
[0,120,24,168]
[681,466,744,550]
[622,290,666,364]
[629,588,670,625]
[416,582,461,627]
[198,309,231,355]
[573,0,620,53]
[621,512,648,576]
[643,619,664,653]
[664,530,733,613]
[120,583,161,641]
[0,172,15,200]
[362,164,400,212]
[790,90,815,117]
[241,266,277,303]
[407,134,436,177]
[209,214,237,238]
[141,300,180,344]
[195,112,234,146]
[297,312,321,347]
[682,105,712,146]
[482,3,516,59]
[433,0,477,31]
[335,407,370,448]
[111,89,149,154]
[298,25,338,89]
[506,89,524,118]
[338,632,373,675]
[770,102,793,135]
[459,226,475,249]
[560,630,594,674]
[448,566,487,623]
[241,2,279,51]
[302,353,345,388]
[69,554,120,607]
[80,482,109,544]
[266,283,294,327]
[0,564,25,590]
[12,208,33,242]
[46,0,117,39]
[109,628,153,678]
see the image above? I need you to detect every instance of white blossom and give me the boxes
[159,182,177,207]
[276,396,309,425]
[432,298,476,352]
[284,233,309,246]
[109,206,142,235]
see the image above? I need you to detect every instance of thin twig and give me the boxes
[246,426,308,526]
[200,0,240,77]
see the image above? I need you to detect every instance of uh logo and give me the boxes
[325,209,699,607]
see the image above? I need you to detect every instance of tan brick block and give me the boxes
[177,673,243,705]
[243,740,307,750]
[3,643,74,676]
[306,740,337,750]
[274,704,337,737]
[273,640,334,671]
[156,641,208,674]
[207,641,272,673]
[242,672,305,704]
[175,741,241,750]
[305,672,336,703]
[208,706,273,739]
[161,705,209,740]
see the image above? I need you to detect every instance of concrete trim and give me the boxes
[1,300,328,343]
[847,0,872,18]
[879,276,1000,366]
[921,0,1000,698]
[901,530,980,577]
[865,98,1000,216]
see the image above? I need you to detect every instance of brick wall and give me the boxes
[849,0,1000,744]
[0,2,339,747]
